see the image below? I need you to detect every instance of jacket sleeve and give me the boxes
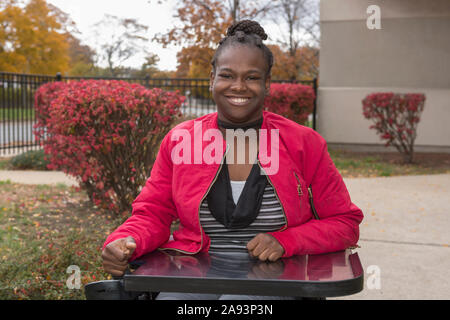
[102,133,177,261]
[268,138,364,257]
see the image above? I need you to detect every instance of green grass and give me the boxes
[0,108,35,121]
[329,149,449,178]
[0,183,123,300]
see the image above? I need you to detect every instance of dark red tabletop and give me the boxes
[123,249,364,298]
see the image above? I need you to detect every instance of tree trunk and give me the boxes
[232,0,240,23]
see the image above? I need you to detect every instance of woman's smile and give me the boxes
[226,95,252,106]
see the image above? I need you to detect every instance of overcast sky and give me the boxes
[47,0,181,71]
[45,0,302,72]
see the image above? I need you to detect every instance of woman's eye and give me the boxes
[247,76,260,81]
[219,74,232,79]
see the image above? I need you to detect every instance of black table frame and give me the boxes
[121,250,364,298]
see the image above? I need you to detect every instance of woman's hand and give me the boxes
[101,236,136,276]
[247,233,284,262]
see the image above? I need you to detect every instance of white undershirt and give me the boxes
[230,180,246,204]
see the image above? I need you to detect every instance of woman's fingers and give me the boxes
[247,233,284,261]
[257,248,272,261]
[268,251,283,262]
[101,237,137,276]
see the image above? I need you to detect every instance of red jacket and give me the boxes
[103,111,363,260]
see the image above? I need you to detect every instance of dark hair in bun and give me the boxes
[211,20,273,75]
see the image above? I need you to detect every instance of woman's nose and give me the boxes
[230,78,246,92]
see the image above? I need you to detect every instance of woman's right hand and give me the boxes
[101,236,136,277]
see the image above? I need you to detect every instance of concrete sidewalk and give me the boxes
[0,170,449,299]
[0,170,78,186]
[337,174,450,300]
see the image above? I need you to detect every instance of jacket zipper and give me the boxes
[160,143,230,255]
[293,171,303,197]
[257,159,288,231]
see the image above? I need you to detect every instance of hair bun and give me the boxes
[235,30,246,41]
[226,20,268,41]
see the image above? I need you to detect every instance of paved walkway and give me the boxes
[337,174,450,300]
[1,170,449,299]
[0,170,78,186]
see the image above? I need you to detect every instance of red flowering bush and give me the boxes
[34,80,184,216]
[264,83,315,125]
[34,81,67,126]
[362,92,426,163]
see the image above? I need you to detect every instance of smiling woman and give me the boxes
[101,19,364,301]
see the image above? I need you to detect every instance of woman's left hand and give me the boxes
[247,233,285,261]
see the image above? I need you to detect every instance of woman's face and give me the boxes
[210,44,271,124]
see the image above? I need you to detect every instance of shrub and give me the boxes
[362,92,426,163]
[264,83,315,125]
[34,80,185,216]
[34,81,67,134]
[9,149,50,170]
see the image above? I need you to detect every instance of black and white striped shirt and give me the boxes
[200,183,286,254]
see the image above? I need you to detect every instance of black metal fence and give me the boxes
[0,71,316,156]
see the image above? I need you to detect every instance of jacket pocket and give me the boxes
[292,170,307,216]
[293,170,319,220]
[292,170,303,197]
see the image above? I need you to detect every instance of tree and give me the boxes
[175,46,214,78]
[151,0,275,77]
[0,1,26,72]
[91,14,150,77]
[267,44,291,80]
[270,0,320,80]
[269,44,319,80]
[66,34,97,76]
[130,53,161,78]
[45,1,96,76]
[153,0,274,47]
[0,0,71,74]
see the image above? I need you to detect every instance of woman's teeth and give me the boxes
[229,97,249,104]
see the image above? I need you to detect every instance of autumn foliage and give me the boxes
[264,83,315,125]
[34,80,185,216]
[0,0,71,74]
[362,92,426,163]
[155,0,315,80]
[268,45,319,81]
